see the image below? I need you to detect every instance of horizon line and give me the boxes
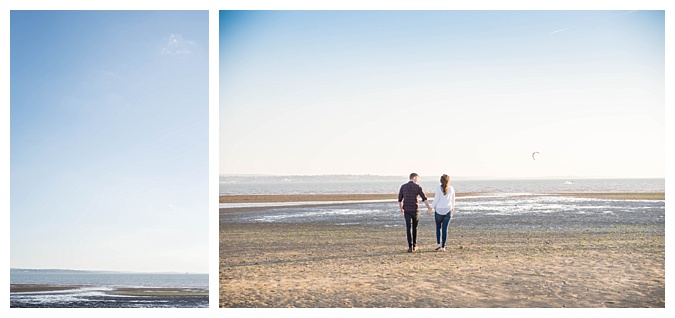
[219,174,664,179]
[10,268,208,275]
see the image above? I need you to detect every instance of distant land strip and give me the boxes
[557,192,664,200]
[219,192,664,204]
[220,193,398,203]
[10,284,87,293]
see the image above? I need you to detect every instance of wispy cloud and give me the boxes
[161,34,196,55]
[551,11,637,35]
[612,10,637,18]
[550,28,572,34]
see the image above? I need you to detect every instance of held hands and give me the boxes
[427,207,433,216]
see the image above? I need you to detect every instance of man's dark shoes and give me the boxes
[408,246,413,253]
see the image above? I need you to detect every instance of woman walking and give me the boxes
[431,174,455,252]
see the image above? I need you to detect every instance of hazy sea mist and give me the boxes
[220,175,665,195]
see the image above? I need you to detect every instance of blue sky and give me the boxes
[220,10,664,178]
[10,11,209,273]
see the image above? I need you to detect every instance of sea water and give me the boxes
[220,176,665,196]
[219,177,665,232]
[10,269,208,308]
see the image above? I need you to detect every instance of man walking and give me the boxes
[398,173,432,252]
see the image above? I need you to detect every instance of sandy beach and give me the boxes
[219,193,665,308]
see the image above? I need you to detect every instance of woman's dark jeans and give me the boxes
[435,211,451,247]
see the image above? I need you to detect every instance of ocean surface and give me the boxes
[10,269,208,308]
[220,176,665,196]
[220,177,665,232]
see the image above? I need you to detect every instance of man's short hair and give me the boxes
[409,173,419,180]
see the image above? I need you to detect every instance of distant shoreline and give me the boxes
[220,192,665,204]
[10,284,86,293]
[219,175,665,180]
[10,268,208,275]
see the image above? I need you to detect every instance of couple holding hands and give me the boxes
[398,173,456,253]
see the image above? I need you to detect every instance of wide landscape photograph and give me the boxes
[218,10,665,308]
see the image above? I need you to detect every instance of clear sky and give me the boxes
[220,10,665,179]
[10,11,209,273]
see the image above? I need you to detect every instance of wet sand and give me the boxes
[10,284,86,293]
[10,285,208,308]
[219,193,665,308]
[10,284,207,296]
[111,287,208,296]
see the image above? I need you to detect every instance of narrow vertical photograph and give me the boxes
[219,11,664,308]
[10,11,209,308]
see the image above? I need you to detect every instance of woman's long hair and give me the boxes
[440,174,450,195]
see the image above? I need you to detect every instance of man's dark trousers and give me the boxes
[404,211,420,248]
